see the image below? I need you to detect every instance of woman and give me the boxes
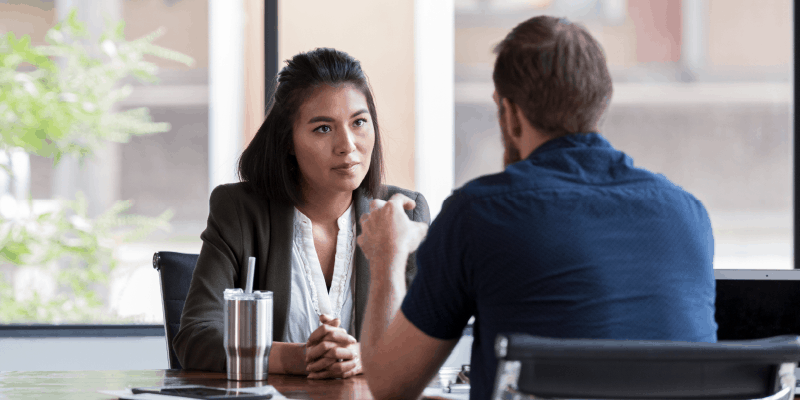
[173,48,430,379]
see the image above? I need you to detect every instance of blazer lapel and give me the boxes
[353,188,372,340]
[266,199,294,342]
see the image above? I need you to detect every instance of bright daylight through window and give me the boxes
[454,0,793,270]
[0,0,794,327]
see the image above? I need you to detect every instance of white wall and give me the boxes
[0,335,472,371]
[0,337,169,371]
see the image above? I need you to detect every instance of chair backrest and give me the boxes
[493,334,800,400]
[153,251,199,369]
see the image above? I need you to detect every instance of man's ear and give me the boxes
[503,98,523,138]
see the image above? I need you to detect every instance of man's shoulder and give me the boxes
[626,168,709,213]
[452,170,516,200]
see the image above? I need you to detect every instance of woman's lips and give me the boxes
[332,162,360,174]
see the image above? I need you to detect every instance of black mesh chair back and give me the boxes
[493,334,800,400]
[152,251,199,369]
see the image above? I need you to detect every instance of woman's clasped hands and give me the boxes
[304,314,362,379]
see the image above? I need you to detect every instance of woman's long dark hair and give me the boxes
[238,48,385,205]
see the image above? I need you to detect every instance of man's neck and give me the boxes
[517,126,554,160]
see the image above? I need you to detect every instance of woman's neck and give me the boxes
[296,186,353,226]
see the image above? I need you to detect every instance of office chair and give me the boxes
[152,251,199,370]
[493,334,800,400]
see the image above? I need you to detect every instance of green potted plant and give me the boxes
[0,9,194,323]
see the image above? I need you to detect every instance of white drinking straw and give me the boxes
[245,256,256,294]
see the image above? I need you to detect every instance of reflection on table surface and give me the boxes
[0,369,371,400]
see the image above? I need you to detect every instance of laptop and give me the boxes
[714,269,800,385]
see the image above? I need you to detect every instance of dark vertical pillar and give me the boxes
[794,0,798,268]
[265,0,278,106]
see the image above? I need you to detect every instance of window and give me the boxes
[454,0,793,270]
[1,0,213,325]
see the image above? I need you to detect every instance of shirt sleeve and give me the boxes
[401,193,476,340]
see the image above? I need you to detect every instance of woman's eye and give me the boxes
[354,118,368,127]
[313,125,331,133]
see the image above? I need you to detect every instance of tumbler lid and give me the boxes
[224,288,273,300]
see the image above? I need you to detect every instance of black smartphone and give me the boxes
[131,385,273,400]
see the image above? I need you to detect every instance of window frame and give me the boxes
[794,0,798,270]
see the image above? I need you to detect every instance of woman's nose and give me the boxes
[335,128,357,155]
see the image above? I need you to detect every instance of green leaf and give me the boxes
[0,6,188,324]
[0,240,32,264]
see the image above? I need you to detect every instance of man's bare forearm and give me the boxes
[361,252,408,372]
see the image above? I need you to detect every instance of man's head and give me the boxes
[493,16,613,165]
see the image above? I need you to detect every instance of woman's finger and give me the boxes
[307,359,360,380]
[319,314,340,328]
[305,356,337,373]
[306,323,342,346]
[322,330,356,345]
[323,346,356,361]
[315,328,356,347]
[305,340,339,363]
[342,363,363,378]
[305,333,355,362]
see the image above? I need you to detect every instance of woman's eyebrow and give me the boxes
[307,109,368,124]
[307,115,334,124]
[350,109,368,118]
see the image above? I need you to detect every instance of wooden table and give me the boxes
[0,370,373,400]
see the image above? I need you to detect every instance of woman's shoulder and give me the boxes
[381,185,425,202]
[208,182,273,216]
[380,185,430,224]
[210,182,261,203]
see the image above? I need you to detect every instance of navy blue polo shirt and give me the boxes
[401,133,716,400]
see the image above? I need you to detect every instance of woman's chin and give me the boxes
[326,176,364,194]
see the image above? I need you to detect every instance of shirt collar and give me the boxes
[294,202,355,232]
[336,202,355,232]
[526,132,612,161]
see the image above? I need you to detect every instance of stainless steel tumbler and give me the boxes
[224,288,273,381]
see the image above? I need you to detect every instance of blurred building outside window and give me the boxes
[454,0,792,270]
[0,0,793,328]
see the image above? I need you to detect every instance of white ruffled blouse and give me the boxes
[281,204,356,343]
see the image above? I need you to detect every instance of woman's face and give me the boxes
[292,84,375,199]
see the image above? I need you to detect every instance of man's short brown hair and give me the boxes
[493,16,613,137]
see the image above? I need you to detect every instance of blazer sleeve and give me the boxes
[406,192,431,288]
[173,185,243,372]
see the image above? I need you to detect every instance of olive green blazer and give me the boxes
[173,182,430,371]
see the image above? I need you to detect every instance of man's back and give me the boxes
[401,133,717,400]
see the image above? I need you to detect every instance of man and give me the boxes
[356,16,716,400]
